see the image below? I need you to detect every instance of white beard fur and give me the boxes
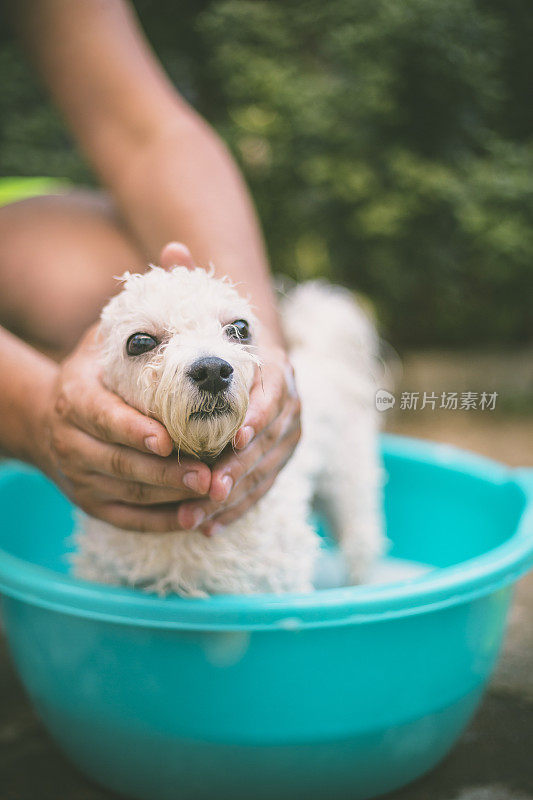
[73,268,385,597]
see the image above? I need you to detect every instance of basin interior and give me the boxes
[0,440,526,584]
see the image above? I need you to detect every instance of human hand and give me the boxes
[35,324,212,532]
[175,343,301,535]
[34,242,212,533]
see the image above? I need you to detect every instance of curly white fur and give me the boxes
[73,266,384,596]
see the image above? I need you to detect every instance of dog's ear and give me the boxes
[159,242,196,271]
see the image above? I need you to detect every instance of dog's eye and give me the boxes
[126,333,158,356]
[226,319,251,342]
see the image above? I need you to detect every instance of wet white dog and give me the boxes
[73,264,384,596]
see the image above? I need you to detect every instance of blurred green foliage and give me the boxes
[0,0,531,347]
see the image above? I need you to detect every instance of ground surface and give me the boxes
[1,351,532,799]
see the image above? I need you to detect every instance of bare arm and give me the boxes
[12,0,282,341]
[0,327,55,466]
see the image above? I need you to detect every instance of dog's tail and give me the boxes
[279,280,379,374]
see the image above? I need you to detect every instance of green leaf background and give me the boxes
[0,0,531,348]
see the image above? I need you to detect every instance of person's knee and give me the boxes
[25,271,114,353]
[0,190,144,355]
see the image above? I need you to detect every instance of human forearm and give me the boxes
[12,0,283,344]
[0,328,56,466]
[111,116,283,343]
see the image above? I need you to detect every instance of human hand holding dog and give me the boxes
[37,325,212,532]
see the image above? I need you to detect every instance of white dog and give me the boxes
[73,264,384,596]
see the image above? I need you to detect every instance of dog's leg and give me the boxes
[281,281,386,584]
[317,411,385,583]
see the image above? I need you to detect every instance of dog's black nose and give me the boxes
[188,356,234,395]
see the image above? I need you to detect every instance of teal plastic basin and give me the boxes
[0,434,532,800]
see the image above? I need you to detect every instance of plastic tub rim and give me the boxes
[0,434,532,631]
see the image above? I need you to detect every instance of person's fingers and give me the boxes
[233,359,296,451]
[201,461,291,535]
[83,473,199,506]
[177,414,300,531]
[204,426,300,529]
[58,385,174,457]
[95,445,211,493]
[53,425,211,493]
[233,370,284,450]
[159,241,195,271]
[209,396,299,502]
[93,501,185,534]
